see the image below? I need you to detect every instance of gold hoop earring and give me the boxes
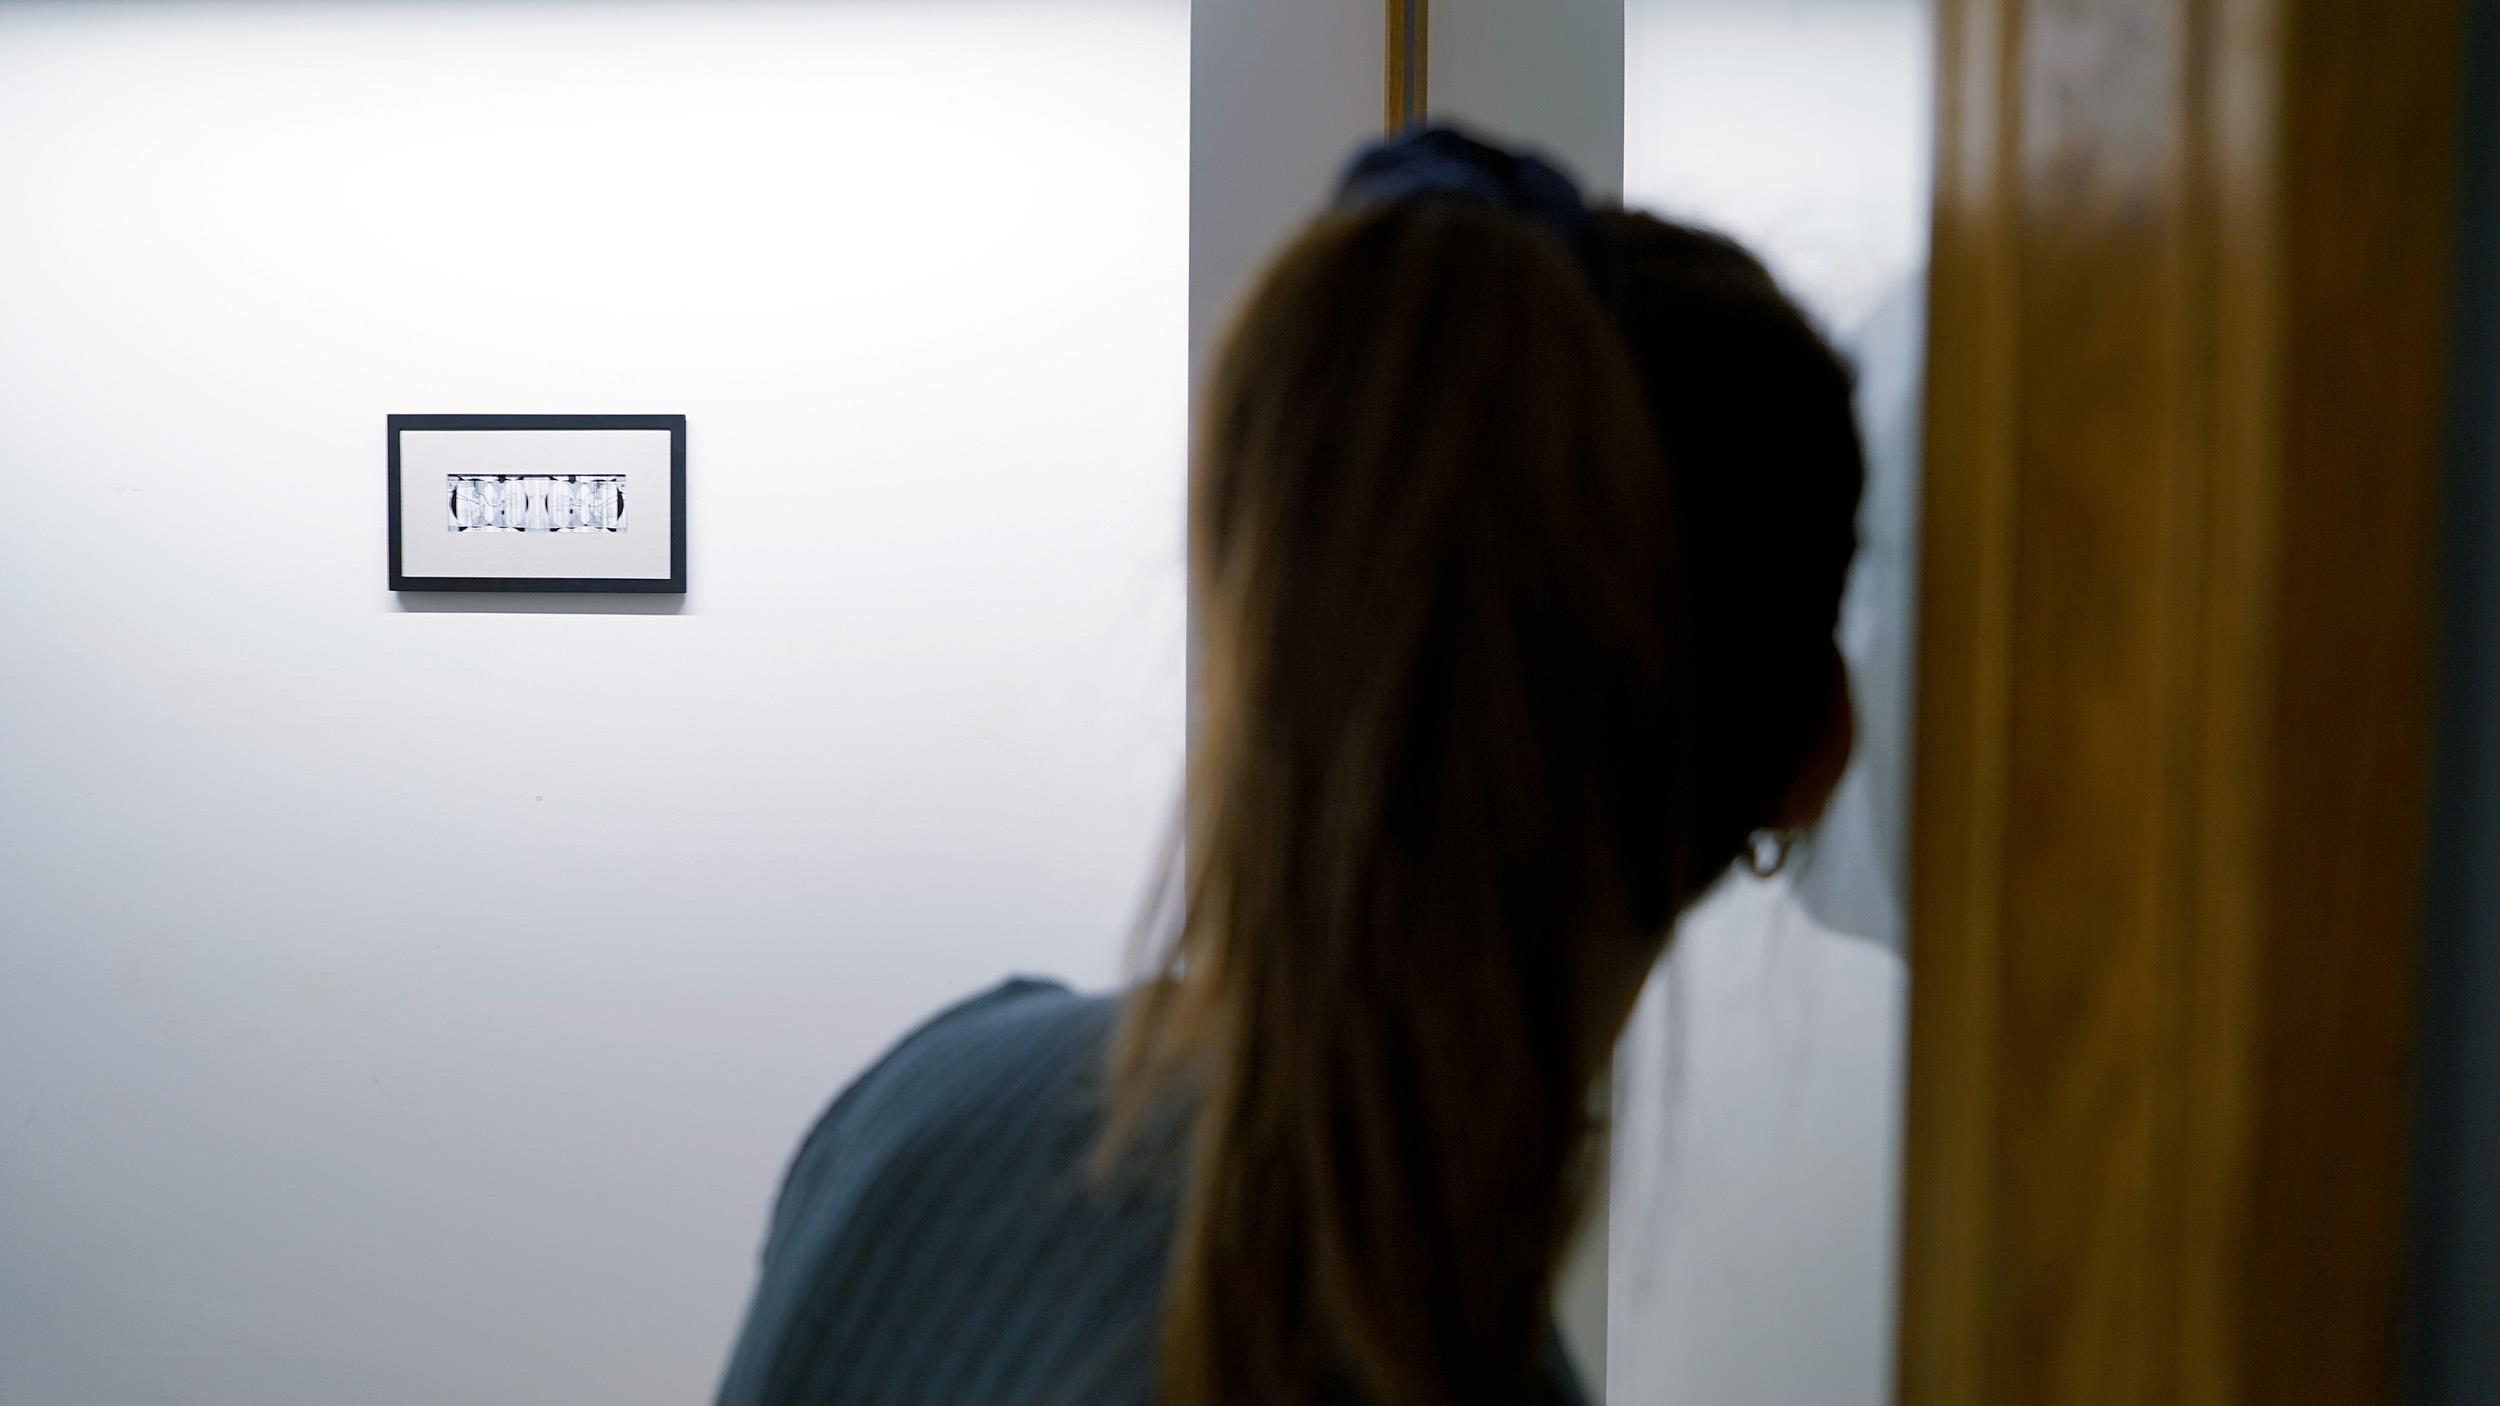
[1742,827,1797,878]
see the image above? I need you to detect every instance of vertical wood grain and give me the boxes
[1897,0,2459,1402]
[1385,0,1427,132]
[1896,0,2019,1398]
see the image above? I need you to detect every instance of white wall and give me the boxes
[0,5,1187,1403]
[1625,0,1935,338]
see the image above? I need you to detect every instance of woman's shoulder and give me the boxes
[769,976,1116,1232]
[717,978,1170,1406]
[803,975,1104,1137]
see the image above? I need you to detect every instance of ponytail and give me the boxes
[1114,196,1687,1406]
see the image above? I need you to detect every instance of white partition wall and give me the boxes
[0,5,1186,1403]
[1430,0,1625,199]
[1189,0,1380,378]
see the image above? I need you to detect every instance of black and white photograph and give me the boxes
[388,412,685,592]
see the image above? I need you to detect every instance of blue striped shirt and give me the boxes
[713,978,1590,1406]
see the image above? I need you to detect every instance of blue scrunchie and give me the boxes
[1334,125,1619,311]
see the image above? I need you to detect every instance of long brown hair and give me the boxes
[1112,195,1862,1406]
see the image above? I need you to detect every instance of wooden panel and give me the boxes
[1896,0,2459,1403]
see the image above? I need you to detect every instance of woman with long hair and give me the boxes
[714,126,1863,1406]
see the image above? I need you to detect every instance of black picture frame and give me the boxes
[388,413,687,593]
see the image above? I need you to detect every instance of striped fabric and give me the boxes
[711,978,1590,1406]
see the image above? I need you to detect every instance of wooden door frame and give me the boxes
[1386,0,1427,132]
[1897,1,2462,1403]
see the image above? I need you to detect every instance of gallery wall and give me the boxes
[0,4,1186,1403]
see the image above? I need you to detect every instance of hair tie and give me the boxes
[1334,125,1621,313]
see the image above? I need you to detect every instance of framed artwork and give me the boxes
[387,413,686,592]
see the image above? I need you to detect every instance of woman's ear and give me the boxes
[1772,646,1854,833]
